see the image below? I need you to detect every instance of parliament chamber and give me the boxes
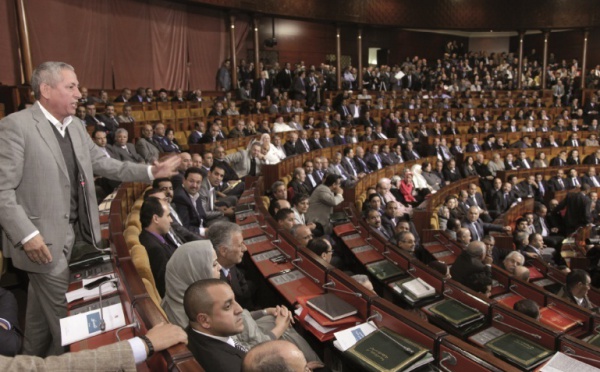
[4,0,600,371]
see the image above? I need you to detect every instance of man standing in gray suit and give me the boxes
[0,62,180,356]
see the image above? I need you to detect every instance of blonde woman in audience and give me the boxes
[533,152,548,168]
[161,241,320,362]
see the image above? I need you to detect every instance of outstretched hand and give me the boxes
[151,155,182,179]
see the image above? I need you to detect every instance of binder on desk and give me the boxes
[485,332,553,370]
[366,259,406,281]
[345,327,432,372]
[400,278,436,300]
[333,223,357,237]
[494,292,525,309]
[527,266,545,280]
[538,307,581,332]
[586,332,600,347]
[351,245,384,264]
[306,293,358,321]
[428,298,484,328]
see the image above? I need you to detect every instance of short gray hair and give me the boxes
[505,251,525,265]
[31,61,74,99]
[207,221,241,253]
[115,128,128,136]
[352,274,370,286]
[466,241,486,258]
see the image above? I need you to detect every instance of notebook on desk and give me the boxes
[486,332,553,370]
[427,298,484,328]
[345,327,432,372]
[366,259,406,281]
[307,293,358,321]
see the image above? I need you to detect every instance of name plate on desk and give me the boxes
[245,235,269,245]
[432,250,454,259]
[240,222,260,230]
[533,278,556,287]
[352,245,374,254]
[253,249,284,263]
[342,233,362,241]
[70,262,113,282]
[270,270,305,285]
[469,327,505,348]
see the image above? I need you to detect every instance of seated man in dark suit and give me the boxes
[565,168,583,190]
[557,269,594,310]
[491,182,517,215]
[0,287,22,356]
[173,167,209,235]
[450,241,492,287]
[548,169,567,192]
[442,159,462,183]
[582,167,600,188]
[462,206,511,242]
[139,197,177,297]
[209,221,256,310]
[184,279,247,372]
[188,121,206,145]
[289,167,311,197]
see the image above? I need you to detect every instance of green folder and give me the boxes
[345,327,430,372]
[428,298,484,327]
[366,259,405,281]
[587,333,600,347]
[486,333,553,370]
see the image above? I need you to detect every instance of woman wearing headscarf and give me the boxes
[411,163,435,194]
[161,241,320,361]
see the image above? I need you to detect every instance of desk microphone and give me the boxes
[98,277,120,331]
[322,280,362,298]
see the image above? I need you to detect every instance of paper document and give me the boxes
[66,274,117,303]
[60,303,126,346]
[541,352,600,372]
[334,321,378,351]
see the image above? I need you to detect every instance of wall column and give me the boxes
[541,30,550,90]
[336,26,341,90]
[229,14,238,90]
[582,29,589,90]
[253,17,260,80]
[357,27,363,89]
[15,0,32,84]
[517,30,525,89]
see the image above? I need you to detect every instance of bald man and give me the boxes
[242,340,323,372]
[450,241,492,287]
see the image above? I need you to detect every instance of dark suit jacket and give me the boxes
[491,191,515,214]
[187,328,246,372]
[172,187,208,234]
[139,230,176,297]
[0,288,22,356]
[333,134,347,145]
[353,156,371,174]
[220,266,253,310]
[565,177,583,190]
[548,176,567,192]
[288,178,311,197]
[341,157,360,178]
[465,193,487,211]
[584,154,600,165]
[556,191,592,234]
[443,168,462,183]
[283,141,299,156]
[582,174,600,187]
[308,138,324,150]
[462,220,504,241]
[450,252,491,287]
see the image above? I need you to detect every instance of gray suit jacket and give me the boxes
[226,149,262,179]
[135,137,161,163]
[0,103,150,273]
[112,143,145,163]
[0,340,136,371]
[306,184,344,234]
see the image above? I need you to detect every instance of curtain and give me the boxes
[0,0,20,86]
[12,0,248,91]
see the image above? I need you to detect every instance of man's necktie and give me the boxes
[249,158,257,176]
[559,178,564,189]
[233,339,248,353]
